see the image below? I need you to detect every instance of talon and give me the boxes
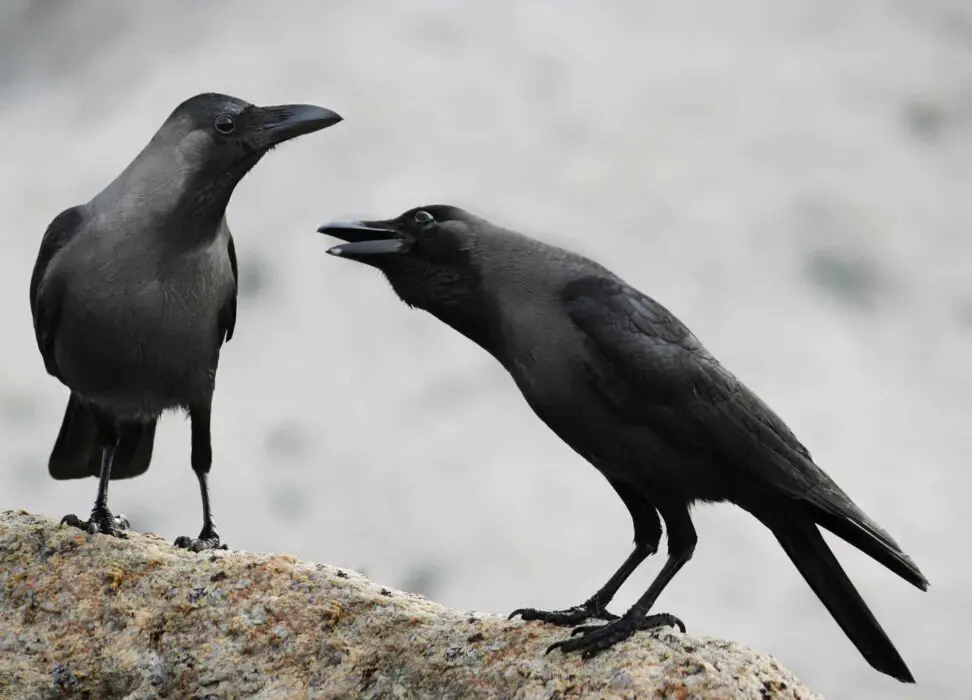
[507,602,614,627]
[635,612,686,634]
[61,508,128,538]
[174,532,224,552]
[545,616,641,658]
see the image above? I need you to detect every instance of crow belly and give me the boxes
[55,304,218,420]
[570,418,732,503]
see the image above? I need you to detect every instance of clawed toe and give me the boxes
[546,617,636,658]
[60,509,129,538]
[637,612,685,634]
[546,612,684,659]
[509,602,618,627]
[174,531,226,552]
[509,606,593,626]
[60,514,85,529]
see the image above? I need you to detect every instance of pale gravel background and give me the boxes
[1,1,969,698]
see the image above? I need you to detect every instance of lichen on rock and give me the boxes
[0,510,819,699]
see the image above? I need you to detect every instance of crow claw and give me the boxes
[638,612,686,634]
[509,602,618,627]
[174,526,226,552]
[546,612,684,659]
[60,507,129,538]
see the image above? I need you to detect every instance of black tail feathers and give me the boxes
[48,394,156,480]
[770,515,915,683]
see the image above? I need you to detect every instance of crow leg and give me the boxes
[60,422,129,537]
[174,403,227,552]
[511,480,661,626]
[547,503,694,658]
[510,544,653,625]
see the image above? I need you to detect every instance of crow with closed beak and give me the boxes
[319,204,927,682]
[30,92,341,550]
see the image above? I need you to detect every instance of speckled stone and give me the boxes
[0,510,820,699]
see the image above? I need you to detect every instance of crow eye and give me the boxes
[414,210,435,227]
[214,114,236,135]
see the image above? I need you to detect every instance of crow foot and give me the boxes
[509,600,619,626]
[174,524,227,552]
[60,507,129,538]
[546,612,685,659]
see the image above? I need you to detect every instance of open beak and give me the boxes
[250,103,343,149]
[317,220,410,257]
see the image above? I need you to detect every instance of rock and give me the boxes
[0,510,819,699]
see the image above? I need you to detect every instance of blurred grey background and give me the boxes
[1,1,969,697]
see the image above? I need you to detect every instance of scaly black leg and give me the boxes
[174,403,227,552]
[511,480,662,626]
[61,426,129,537]
[510,543,654,625]
[547,504,694,658]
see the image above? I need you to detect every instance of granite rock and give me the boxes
[0,510,819,699]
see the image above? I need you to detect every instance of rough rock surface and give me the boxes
[0,511,819,699]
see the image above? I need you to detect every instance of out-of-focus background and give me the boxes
[1,1,969,696]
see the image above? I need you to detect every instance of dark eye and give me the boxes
[414,210,435,227]
[214,114,236,135]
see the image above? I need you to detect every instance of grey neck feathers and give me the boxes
[91,154,248,251]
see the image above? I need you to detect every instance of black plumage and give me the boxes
[319,204,927,682]
[31,92,341,549]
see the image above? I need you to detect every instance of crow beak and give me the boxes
[317,221,410,256]
[251,104,343,149]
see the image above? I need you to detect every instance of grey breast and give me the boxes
[48,219,232,417]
